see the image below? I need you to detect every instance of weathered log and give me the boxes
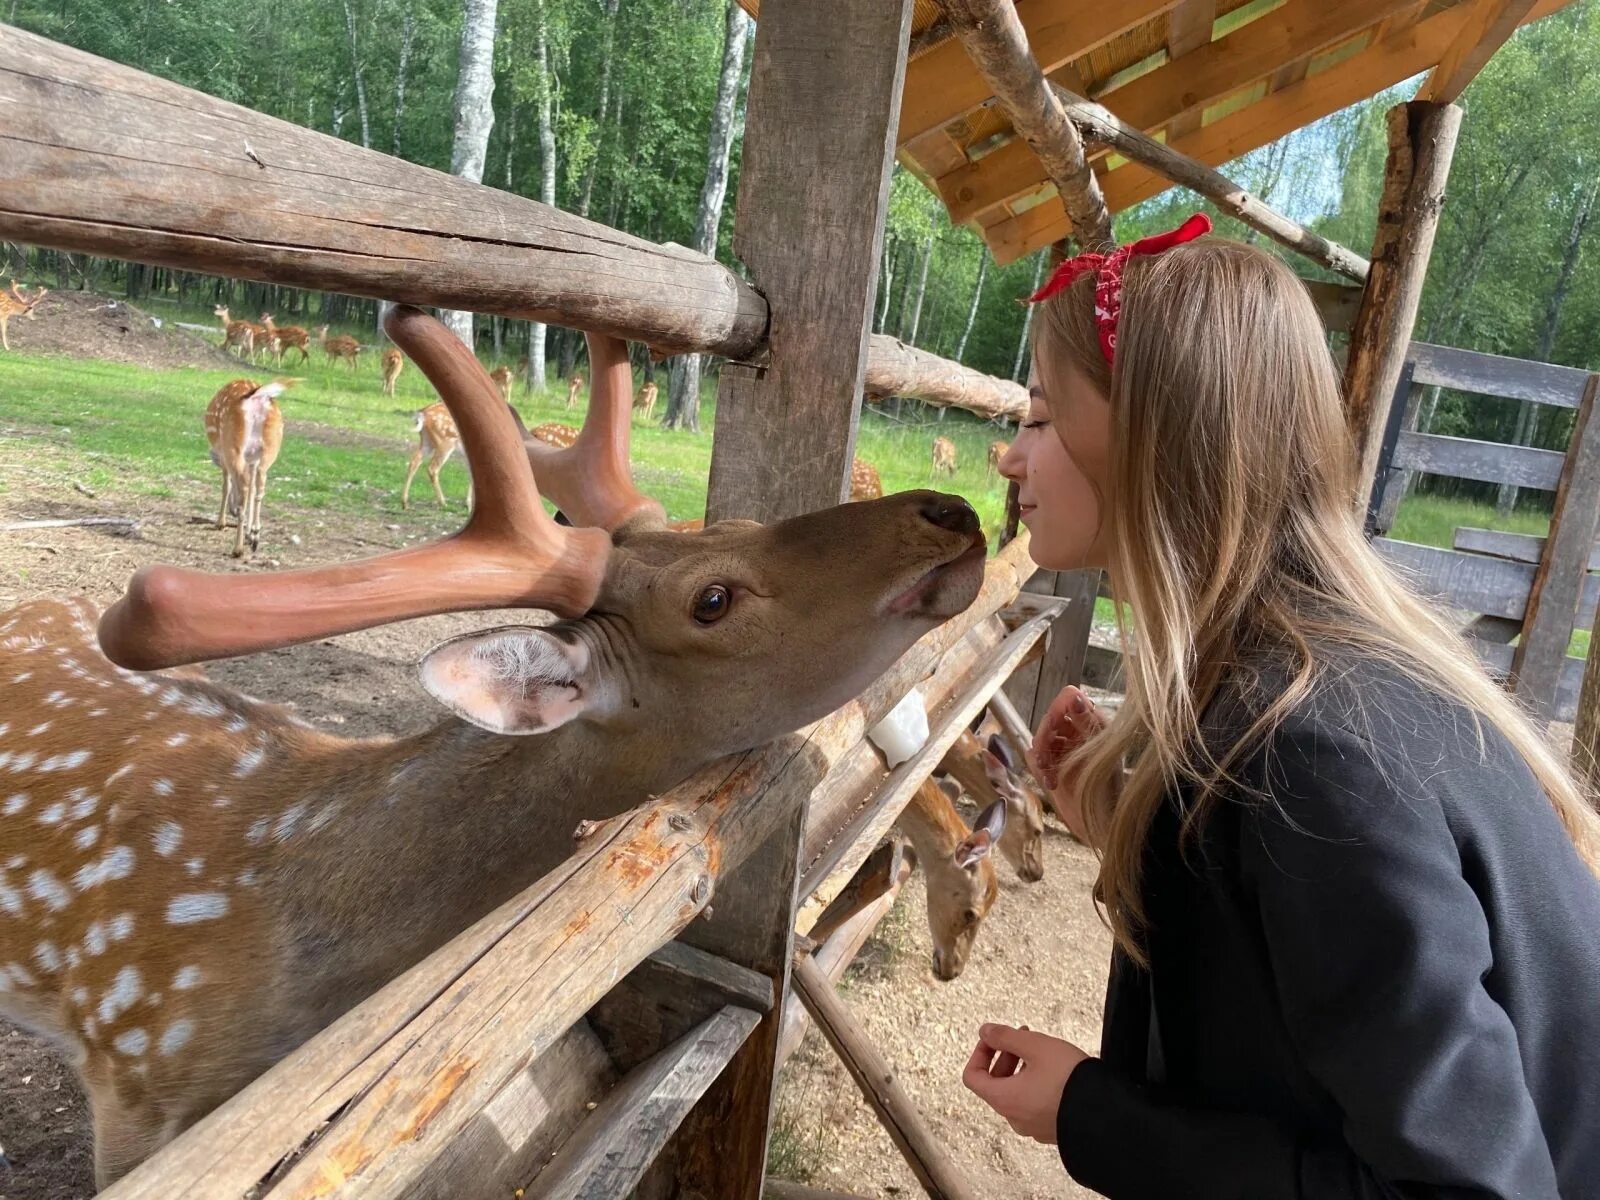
[934,0,1115,249]
[805,837,908,947]
[1047,86,1370,282]
[1419,0,1541,105]
[764,1181,876,1200]
[791,954,982,1200]
[1343,101,1464,503]
[865,335,1028,419]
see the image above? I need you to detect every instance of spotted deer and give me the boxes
[0,279,48,351]
[258,314,311,366]
[380,347,404,396]
[566,372,585,410]
[212,306,256,361]
[203,377,292,558]
[529,422,580,449]
[931,435,958,478]
[898,778,1005,980]
[401,400,469,511]
[850,458,884,502]
[0,306,985,1183]
[937,726,1045,882]
[634,379,659,423]
[986,439,1009,483]
[489,365,514,404]
[316,325,362,370]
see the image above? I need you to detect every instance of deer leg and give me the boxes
[401,445,425,510]
[88,1080,174,1189]
[427,456,447,508]
[232,469,250,557]
[248,464,266,552]
[216,470,232,529]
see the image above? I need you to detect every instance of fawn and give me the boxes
[986,439,1009,483]
[931,435,958,478]
[634,380,659,423]
[203,377,292,558]
[258,314,311,366]
[850,458,884,502]
[0,306,985,1182]
[213,306,256,361]
[489,365,514,404]
[937,726,1046,882]
[316,325,362,370]
[898,779,1005,980]
[401,401,468,510]
[0,279,48,351]
[566,372,585,409]
[380,347,404,396]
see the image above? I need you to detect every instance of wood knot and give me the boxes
[572,819,600,841]
[667,812,691,833]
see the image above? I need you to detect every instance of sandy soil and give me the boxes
[0,292,239,370]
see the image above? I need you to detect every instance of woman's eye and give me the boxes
[693,585,731,624]
[1022,419,1050,430]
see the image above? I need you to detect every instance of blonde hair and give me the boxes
[1034,238,1600,961]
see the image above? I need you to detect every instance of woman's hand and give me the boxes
[1027,685,1107,840]
[962,1023,1089,1145]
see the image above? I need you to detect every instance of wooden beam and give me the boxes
[936,0,1115,249]
[1574,625,1600,794]
[939,0,1411,223]
[898,0,1179,144]
[865,335,1028,418]
[1511,376,1600,722]
[1417,0,1540,104]
[764,1180,876,1200]
[983,0,1566,262]
[791,954,981,1200]
[1344,101,1463,505]
[1454,526,1600,572]
[1166,0,1217,59]
[805,837,909,947]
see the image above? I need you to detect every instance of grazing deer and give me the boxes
[898,779,1005,980]
[931,436,958,478]
[258,314,311,366]
[380,347,404,396]
[937,727,1045,882]
[401,401,469,511]
[203,377,292,558]
[634,380,659,423]
[0,306,985,1183]
[530,422,580,450]
[213,305,255,361]
[850,458,884,502]
[316,325,362,370]
[489,365,514,404]
[986,439,1009,483]
[0,279,48,351]
[566,372,585,410]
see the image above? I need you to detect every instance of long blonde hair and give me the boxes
[1034,237,1600,960]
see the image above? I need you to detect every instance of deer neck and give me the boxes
[897,784,965,860]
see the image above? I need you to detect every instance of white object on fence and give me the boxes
[866,687,929,767]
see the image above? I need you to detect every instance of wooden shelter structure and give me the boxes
[2,0,1598,1195]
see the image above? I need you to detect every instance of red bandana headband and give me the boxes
[1026,212,1213,365]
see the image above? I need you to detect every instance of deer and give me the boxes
[529,422,580,449]
[0,305,986,1184]
[851,458,884,502]
[566,372,586,410]
[937,726,1045,882]
[634,379,659,423]
[258,314,311,366]
[986,439,1009,483]
[316,324,362,370]
[401,400,469,511]
[0,279,48,351]
[203,377,292,558]
[213,305,256,361]
[898,778,1005,980]
[489,365,514,404]
[380,347,404,396]
[931,435,958,478]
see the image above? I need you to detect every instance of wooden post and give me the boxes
[665,2,913,1197]
[1574,628,1600,797]
[1003,569,1101,729]
[1511,375,1600,722]
[790,955,981,1200]
[1343,101,1464,503]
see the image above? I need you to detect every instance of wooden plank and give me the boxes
[703,0,910,525]
[1463,614,1523,644]
[1417,0,1540,104]
[1574,630,1600,791]
[866,335,1028,419]
[1343,101,1463,507]
[1166,0,1218,59]
[533,1006,763,1200]
[1511,375,1600,721]
[937,0,1115,249]
[805,837,909,947]
[1392,431,1567,491]
[1454,526,1600,571]
[897,0,1179,144]
[1473,642,1585,723]
[765,1180,876,1200]
[791,954,980,1200]
[1014,570,1102,730]
[1407,342,1591,407]
[1375,538,1535,620]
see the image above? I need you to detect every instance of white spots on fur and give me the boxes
[166,893,229,924]
[307,802,342,834]
[73,825,101,852]
[105,763,134,787]
[6,750,37,772]
[65,946,81,969]
[2,793,25,816]
[67,789,97,821]
[27,722,50,737]
[109,913,134,942]
[172,965,202,991]
[234,743,266,777]
[98,966,143,1023]
[73,845,134,892]
[38,750,90,773]
[37,802,65,825]
[184,695,227,720]
[84,922,107,957]
[184,858,204,876]
[42,690,74,709]
[158,687,184,707]
[212,794,231,808]
[245,816,270,845]
[33,941,62,973]
[26,869,70,912]
[157,1019,194,1057]
[87,707,108,718]
[152,821,183,857]
[273,803,307,843]
[0,876,22,917]
[225,715,249,735]
[71,985,88,1005]
[152,778,174,797]
[235,869,260,888]
[9,963,39,988]
[113,1028,149,1057]
[10,673,29,683]
[166,732,190,748]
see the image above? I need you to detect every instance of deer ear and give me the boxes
[419,626,608,735]
[953,800,1007,870]
[986,733,1020,775]
[938,777,963,804]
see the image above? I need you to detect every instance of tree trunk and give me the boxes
[392,3,415,157]
[577,0,623,220]
[1012,252,1045,382]
[440,0,499,349]
[341,0,372,149]
[525,0,556,389]
[666,0,752,432]
[903,233,933,343]
[954,249,988,362]
[876,236,898,333]
[1497,179,1598,516]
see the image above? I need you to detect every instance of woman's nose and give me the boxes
[998,437,1026,484]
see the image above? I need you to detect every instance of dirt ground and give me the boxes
[0,292,238,371]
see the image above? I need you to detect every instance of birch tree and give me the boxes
[440,0,499,349]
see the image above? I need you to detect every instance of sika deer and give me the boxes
[0,306,985,1183]
[851,458,884,502]
[898,779,1005,980]
[529,422,579,449]
[203,377,292,558]
[0,279,47,351]
[213,306,255,361]
[937,727,1045,882]
[931,435,957,478]
[380,347,404,396]
[401,401,468,511]
[986,439,1009,483]
[259,314,311,366]
[316,325,362,370]
[634,379,659,423]
[566,372,585,409]
[489,365,514,404]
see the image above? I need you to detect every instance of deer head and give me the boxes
[903,779,1005,981]
[937,726,1045,882]
[1,306,985,1182]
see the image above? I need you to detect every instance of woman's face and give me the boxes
[998,355,1112,572]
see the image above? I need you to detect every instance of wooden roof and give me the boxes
[737,0,1575,264]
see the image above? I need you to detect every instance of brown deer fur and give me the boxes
[316,325,361,370]
[633,380,659,423]
[380,348,404,397]
[897,779,1004,980]
[489,365,514,404]
[0,280,48,351]
[850,458,884,502]
[203,378,289,558]
[986,439,1009,482]
[212,306,255,361]
[566,373,585,409]
[931,436,958,477]
[401,401,468,510]
[258,315,311,366]
[937,726,1045,882]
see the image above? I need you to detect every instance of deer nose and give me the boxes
[920,496,979,537]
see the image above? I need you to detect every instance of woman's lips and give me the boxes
[1018,503,1037,521]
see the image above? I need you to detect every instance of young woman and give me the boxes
[965,216,1600,1198]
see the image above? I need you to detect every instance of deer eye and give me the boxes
[692,585,731,624]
